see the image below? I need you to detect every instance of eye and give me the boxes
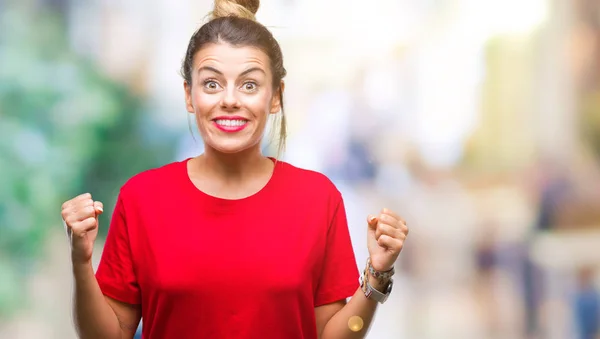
[203,80,221,91]
[242,81,257,92]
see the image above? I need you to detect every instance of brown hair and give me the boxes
[181,0,287,157]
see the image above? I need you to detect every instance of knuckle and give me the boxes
[64,215,76,225]
[75,218,95,231]
[393,229,402,238]
[74,220,88,229]
[380,224,392,233]
[83,205,95,215]
[71,227,85,237]
[70,223,82,233]
[85,217,98,227]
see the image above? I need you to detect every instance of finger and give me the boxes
[62,193,91,211]
[399,222,409,236]
[94,201,104,215]
[381,208,405,225]
[378,214,400,228]
[64,205,96,225]
[73,193,93,203]
[62,197,91,213]
[77,205,96,219]
[73,196,94,212]
[379,214,409,233]
[377,234,404,251]
[71,217,98,235]
[375,221,399,240]
[367,215,378,230]
[64,198,94,216]
[378,223,404,240]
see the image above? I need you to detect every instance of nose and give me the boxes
[220,87,241,110]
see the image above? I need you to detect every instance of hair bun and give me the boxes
[211,0,260,21]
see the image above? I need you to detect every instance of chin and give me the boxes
[209,140,259,155]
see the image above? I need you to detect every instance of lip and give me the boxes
[212,115,248,121]
[212,116,249,133]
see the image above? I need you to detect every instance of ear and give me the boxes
[184,81,194,113]
[269,80,285,114]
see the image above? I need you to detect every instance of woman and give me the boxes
[60,0,409,338]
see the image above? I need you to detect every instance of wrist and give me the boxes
[370,258,394,272]
[372,264,394,272]
[360,257,395,304]
[71,257,93,271]
[367,272,390,292]
[367,258,394,283]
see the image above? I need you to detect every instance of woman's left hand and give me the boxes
[366,208,409,272]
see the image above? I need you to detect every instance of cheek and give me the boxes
[246,91,274,115]
[192,91,217,113]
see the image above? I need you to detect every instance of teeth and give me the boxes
[215,119,247,127]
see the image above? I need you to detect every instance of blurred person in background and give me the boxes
[58,1,409,338]
[573,266,600,339]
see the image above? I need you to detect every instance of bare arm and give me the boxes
[72,262,141,339]
[317,209,409,339]
[315,275,383,339]
[64,194,142,339]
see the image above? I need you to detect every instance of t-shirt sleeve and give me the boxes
[95,193,141,305]
[314,195,360,307]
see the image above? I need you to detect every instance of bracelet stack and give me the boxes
[367,257,394,284]
[359,257,394,304]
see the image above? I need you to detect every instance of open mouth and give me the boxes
[212,118,249,132]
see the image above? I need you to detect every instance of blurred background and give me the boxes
[1,0,600,338]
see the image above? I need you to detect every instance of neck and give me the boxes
[197,145,269,181]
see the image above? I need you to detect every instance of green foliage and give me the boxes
[0,5,174,317]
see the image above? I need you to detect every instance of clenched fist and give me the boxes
[366,208,409,272]
[61,193,104,265]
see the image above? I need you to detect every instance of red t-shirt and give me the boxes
[95,158,359,339]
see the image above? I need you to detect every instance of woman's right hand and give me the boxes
[61,193,104,265]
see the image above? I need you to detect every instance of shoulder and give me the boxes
[275,160,342,202]
[119,159,186,199]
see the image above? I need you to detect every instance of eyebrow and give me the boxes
[197,66,266,77]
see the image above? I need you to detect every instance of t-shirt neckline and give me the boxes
[181,156,281,204]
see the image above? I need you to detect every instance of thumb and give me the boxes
[367,215,378,229]
[94,201,104,217]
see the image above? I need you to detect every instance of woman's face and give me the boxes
[184,42,282,155]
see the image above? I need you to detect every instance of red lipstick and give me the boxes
[212,116,249,133]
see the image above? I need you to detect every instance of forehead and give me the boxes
[193,42,270,73]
